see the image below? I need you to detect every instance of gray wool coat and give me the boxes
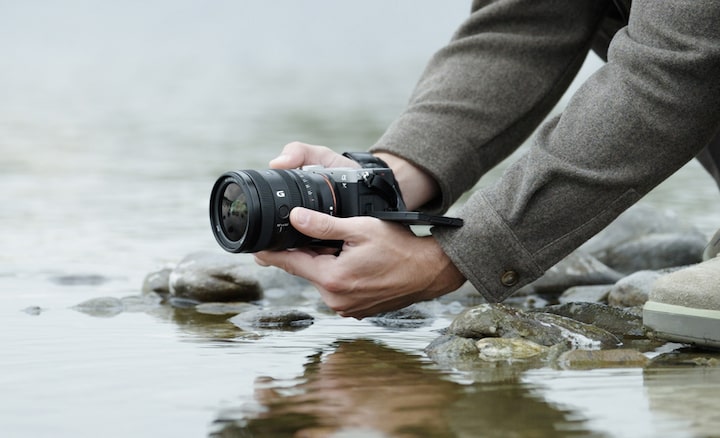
[370,0,720,302]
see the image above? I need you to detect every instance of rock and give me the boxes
[195,302,259,316]
[142,267,172,296]
[367,304,435,328]
[476,338,549,361]
[534,302,646,338]
[581,204,704,257]
[558,285,611,304]
[425,334,479,361]
[229,309,314,330]
[516,251,623,296]
[447,304,620,348]
[169,252,262,303]
[607,270,678,307]
[602,233,706,274]
[72,297,124,317]
[559,349,649,369]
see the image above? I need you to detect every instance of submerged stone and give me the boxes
[72,297,124,317]
[229,309,314,330]
[559,349,649,369]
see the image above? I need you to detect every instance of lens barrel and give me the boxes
[209,169,336,253]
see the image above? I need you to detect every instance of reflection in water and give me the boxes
[644,366,720,437]
[210,339,598,437]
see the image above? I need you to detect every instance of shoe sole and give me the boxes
[643,301,720,349]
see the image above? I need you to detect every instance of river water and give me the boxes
[2,2,720,437]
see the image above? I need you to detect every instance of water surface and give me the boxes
[2,2,719,437]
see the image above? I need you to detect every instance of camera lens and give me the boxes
[220,183,249,242]
[210,169,337,253]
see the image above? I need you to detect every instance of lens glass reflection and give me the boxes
[221,183,248,241]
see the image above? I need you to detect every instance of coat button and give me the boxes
[500,270,519,287]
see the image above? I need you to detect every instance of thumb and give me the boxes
[290,207,357,241]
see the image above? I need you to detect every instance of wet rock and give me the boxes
[229,309,314,330]
[195,302,259,316]
[602,233,706,274]
[425,334,479,361]
[72,297,124,317]
[516,251,622,296]
[607,270,668,307]
[367,303,435,328]
[476,338,549,361]
[169,252,262,303]
[558,285,611,304]
[559,349,649,369]
[142,267,172,296]
[447,304,620,348]
[534,302,646,338]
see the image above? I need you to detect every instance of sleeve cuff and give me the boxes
[431,191,544,302]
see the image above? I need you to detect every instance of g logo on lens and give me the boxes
[209,169,336,253]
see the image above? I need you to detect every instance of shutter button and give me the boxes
[500,270,519,287]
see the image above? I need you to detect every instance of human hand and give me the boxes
[254,207,466,319]
[268,141,358,170]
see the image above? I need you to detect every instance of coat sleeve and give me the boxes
[371,0,720,302]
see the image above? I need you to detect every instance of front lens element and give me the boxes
[221,183,248,242]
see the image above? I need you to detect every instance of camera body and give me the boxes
[209,164,462,253]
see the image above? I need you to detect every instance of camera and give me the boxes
[209,163,462,253]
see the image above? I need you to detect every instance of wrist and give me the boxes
[372,152,439,210]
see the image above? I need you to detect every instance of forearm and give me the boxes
[371,0,609,212]
[434,0,720,302]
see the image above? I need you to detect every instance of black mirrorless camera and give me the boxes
[209,153,462,253]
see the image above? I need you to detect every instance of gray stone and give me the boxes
[447,303,620,348]
[169,252,262,303]
[120,293,163,312]
[558,285,611,304]
[607,270,679,307]
[367,303,435,328]
[534,302,646,337]
[229,309,314,330]
[142,267,172,296]
[424,334,479,361]
[516,251,623,296]
[51,274,109,286]
[72,297,124,317]
[602,233,706,274]
[581,204,705,257]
